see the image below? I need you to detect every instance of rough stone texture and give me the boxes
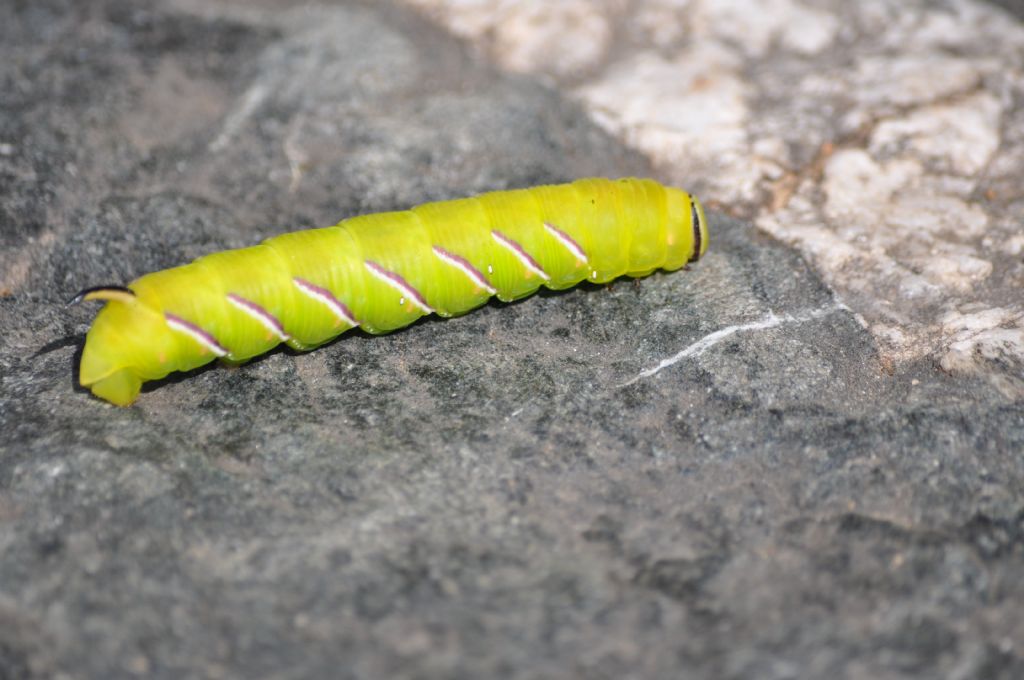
[403,0,1024,399]
[1,1,1023,679]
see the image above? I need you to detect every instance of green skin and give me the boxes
[79,178,709,405]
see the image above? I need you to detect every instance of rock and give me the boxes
[1,1,1023,679]
[408,0,1024,398]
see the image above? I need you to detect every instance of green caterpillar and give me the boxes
[75,178,708,405]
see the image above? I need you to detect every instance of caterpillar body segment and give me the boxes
[78,178,709,405]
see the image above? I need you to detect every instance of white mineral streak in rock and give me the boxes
[621,302,851,387]
[400,0,1024,392]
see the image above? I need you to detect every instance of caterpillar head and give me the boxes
[664,188,709,266]
[73,286,178,406]
[689,194,709,261]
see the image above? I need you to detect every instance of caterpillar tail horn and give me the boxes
[68,285,137,306]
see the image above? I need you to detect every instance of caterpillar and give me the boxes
[74,178,708,405]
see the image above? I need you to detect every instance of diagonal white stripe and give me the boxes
[226,294,290,341]
[364,261,434,314]
[491,231,550,281]
[432,246,497,295]
[543,222,588,264]
[293,278,359,327]
[165,314,228,357]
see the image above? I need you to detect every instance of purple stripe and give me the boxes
[293,277,359,326]
[432,245,495,292]
[364,260,433,312]
[491,230,549,279]
[226,293,289,339]
[164,312,228,356]
[543,222,588,262]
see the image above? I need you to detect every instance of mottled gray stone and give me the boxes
[2,1,1023,680]
[407,0,1024,399]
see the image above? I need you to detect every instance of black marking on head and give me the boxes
[68,285,136,306]
[688,198,703,263]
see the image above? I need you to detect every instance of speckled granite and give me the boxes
[1,1,1023,679]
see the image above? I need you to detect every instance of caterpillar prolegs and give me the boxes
[76,178,708,405]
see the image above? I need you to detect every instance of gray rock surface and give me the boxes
[406,0,1024,398]
[1,1,1022,679]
